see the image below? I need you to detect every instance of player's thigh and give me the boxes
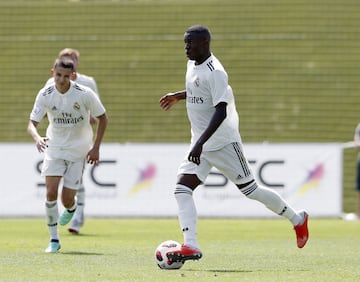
[177,173,202,189]
[63,160,85,190]
[177,154,212,185]
[208,142,254,185]
[45,176,62,200]
[42,159,67,200]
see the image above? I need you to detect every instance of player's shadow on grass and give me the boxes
[65,233,98,237]
[209,269,252,273]
[187,269,253,273]
[61,251,104,256]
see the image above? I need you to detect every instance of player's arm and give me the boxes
[159,90,186,111]
[87,113,108,165]
[27,120,48,152]
[188,102,227,165]
[89,79,100,124]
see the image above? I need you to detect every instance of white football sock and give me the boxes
[241,182,302,226]
[174,184,198,248]
[45,200,59,240]
[73,185,85,223]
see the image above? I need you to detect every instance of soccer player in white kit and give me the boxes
[27,57,108,253]
[45,48,99,235]
[159,25,309,264]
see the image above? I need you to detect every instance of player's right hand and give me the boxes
[159,93,178,111]
[36,137,48,153]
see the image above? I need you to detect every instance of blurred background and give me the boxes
[1,0,359,213]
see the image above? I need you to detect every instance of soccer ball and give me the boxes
[155,240,184,270]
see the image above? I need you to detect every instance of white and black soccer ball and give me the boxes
[155,240,184,270]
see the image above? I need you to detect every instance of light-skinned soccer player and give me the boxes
[28,57,108,253]
[159,25,309,263]
[46,48,99,235]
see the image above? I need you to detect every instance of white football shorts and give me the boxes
[178,142,254,185]
[41,158,85,190]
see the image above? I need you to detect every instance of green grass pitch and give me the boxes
[1,218,360,281]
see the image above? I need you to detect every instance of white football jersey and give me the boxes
[30,81,106,161]
[45,72,99,95]
[185,54,241,151]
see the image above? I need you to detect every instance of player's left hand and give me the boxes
[87,148,100,165]
[188,143,203,165]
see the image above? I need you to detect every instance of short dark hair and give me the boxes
[185,25,211,41]
[53,57,75,71]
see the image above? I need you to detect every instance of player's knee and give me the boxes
[46,190,58,201]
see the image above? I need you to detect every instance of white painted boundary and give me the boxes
[0,143,343,217]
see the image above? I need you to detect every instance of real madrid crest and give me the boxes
[194,77,200,87]
[73,102,80,110]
